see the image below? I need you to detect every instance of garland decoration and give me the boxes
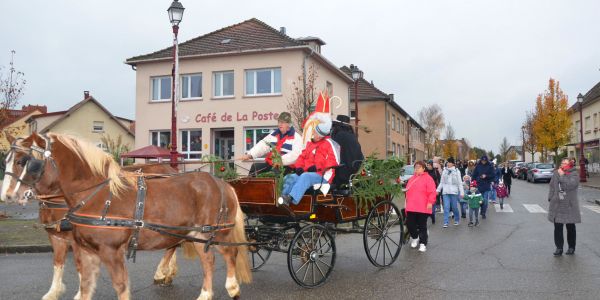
[351,154,404,209]
[255,146,285,198]
[201,155,239,181]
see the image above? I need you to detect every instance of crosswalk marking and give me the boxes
[523,204,547,213]
[494,203,513,212]
[583,205,600,214]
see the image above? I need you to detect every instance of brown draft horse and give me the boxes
[1,133,251,300]
[8,157,185,300]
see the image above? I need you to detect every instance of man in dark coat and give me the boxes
[500,162,513,195]
[470,156,496,219]
[331,115,364,186]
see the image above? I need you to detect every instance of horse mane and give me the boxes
[48,133,134,195]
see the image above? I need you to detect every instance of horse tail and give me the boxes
[232,196,252,284]
[181,242,197,259]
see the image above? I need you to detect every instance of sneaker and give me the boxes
[277,195,292,207]
[461,215,466,219]
[443,223,448,228]
[566,248,575,255]
[468,222,473,227]
[475,220,479,226]
[454,222,459,226]
[410,237,420,248]
[482,214,487,219]
[500,204,504,210]
[418,243,427,252]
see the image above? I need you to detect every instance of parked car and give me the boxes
[516,162,532,180]
[527,163,555,183]
[400,165,414,186]
[512,162,525,178]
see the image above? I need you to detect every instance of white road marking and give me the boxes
[494,203,513,212]
[583,205,600,214]
[523,204,547,213]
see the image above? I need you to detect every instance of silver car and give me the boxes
[527,163,554,183]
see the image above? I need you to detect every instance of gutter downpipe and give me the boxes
[385,99,389,158]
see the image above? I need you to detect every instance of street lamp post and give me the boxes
[168,0,185,169]
[578,93,587,182]
[407,116,411,164]
[350,64,363,137]
[521,125,526,161]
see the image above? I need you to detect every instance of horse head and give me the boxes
[1,132,59,204]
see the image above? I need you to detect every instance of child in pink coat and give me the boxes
[496,181,509,210]
[405,161,437,252]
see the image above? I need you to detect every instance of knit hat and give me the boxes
[481,155,488,161]
[277,112,292,124]
[447,157,455,164]
[315,121,332,137]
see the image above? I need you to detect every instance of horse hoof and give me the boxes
[153,278,165,285]
[232,296,240,300]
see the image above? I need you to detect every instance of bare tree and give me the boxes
[286,63,319,132]
[0,50,26,124]
[499,136,511,162]
[418,104,445,158]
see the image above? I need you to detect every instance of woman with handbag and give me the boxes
[405,160,437,252]
[548,158,581,256]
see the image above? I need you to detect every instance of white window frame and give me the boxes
[245,68,281,96]
[213,71,235,98]
[150,130,171,149]
[181,129,202,160]
[96,142,108,152]
[150,76,172,102]
[92,121,104,132]
[181,73,202,100]
[245,127,277,160]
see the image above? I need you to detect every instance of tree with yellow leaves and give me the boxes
[532,78,571,165]
[442,124,459,158]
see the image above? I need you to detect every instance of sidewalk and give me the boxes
[0,200,52,253]
[580,175,600,205]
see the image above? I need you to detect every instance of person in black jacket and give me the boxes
[426,160,441,224]
[500,162,513,195]
[331,115,364,187]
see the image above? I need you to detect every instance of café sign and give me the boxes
[195,111,280,123]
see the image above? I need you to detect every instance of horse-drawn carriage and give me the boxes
[230,174,404,288]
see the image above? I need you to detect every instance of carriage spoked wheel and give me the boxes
[245,217,272,271]
[363,200,402,268]
[287,224,336,288]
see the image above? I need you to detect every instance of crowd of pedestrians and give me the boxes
[404,155,517,252]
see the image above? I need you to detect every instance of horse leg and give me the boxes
[77,248,101,300]
[216,246,241,299]
[42,234,68,300]
[98,246,130,300]
[71,241,83,300]
[153,246,178,286]
[193,243,215,300]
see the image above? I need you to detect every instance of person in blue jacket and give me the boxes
[470,156,496,219]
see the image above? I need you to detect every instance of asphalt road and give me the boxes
[1,180,600,299]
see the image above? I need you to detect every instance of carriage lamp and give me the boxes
[350,64,363,138]
[168,0,185,26]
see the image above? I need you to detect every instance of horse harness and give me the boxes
[6,136,253,263]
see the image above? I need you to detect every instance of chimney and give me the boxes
[84,91,90,99]
[280,27,286,35]
[389,93,394,101]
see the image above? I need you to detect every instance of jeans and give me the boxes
[554,223,576,249]
[443,194,460,224]
[282,172,326,204]
[481,190,492,216]
[499,197,505,207]
[459,201,468,218]
[490,187,497,201]
[406,212,429,245]
[469,207,479,223]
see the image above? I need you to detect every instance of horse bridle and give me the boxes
[4,135,55,197]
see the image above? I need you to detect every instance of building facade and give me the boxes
[566,81,600,171]
[0,105,47,151]
[125,19,352,168]
[341,66,426,162]
[27,92,135,151]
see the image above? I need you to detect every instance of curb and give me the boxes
[0,244,52,254]
[596,199,600,206]
[582,184,600,190]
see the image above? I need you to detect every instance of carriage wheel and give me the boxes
[287,224,336,288]
[245,218,272,271]
[363,200,402,268]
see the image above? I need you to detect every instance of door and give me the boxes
[213,129,234,160]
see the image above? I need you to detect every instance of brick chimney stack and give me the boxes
[84,91,90,99]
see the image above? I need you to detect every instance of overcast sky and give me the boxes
[1,0,599,152]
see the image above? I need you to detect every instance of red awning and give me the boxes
[121,145,184,159]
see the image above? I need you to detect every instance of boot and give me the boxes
[565,248,575,255]
[553,248,563,256]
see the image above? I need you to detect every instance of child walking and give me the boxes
[460,175,471,219]
[496,181,509,210]
[466,185,483,227]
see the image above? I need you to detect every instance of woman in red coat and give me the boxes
[405,160,438,252]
